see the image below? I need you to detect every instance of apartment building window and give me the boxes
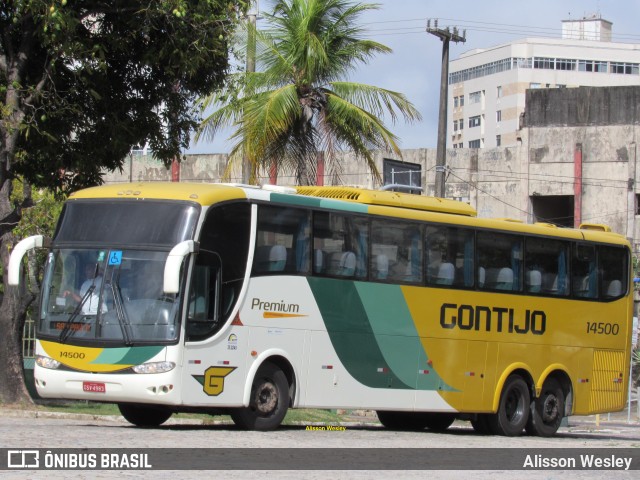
[458,143,464,148]
[556,58,576,71]
[512,57,532,69]
[469,115,481,128]
[453,95,465,107]
[611,62,639,75]
[469,91,482,104]
[533,57,554,69]
[497,85,503,98]
[469,139,481,148]
[449,58,512,84]
[383,159,421,194]
[578,60,608,73]
[496,110,502,123]
[496,135,501,147]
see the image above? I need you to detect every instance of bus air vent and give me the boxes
[579,223,611,232]
[296,186,477,217]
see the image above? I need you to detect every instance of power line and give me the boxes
[450,166,632,190]
[446,170,631,225]
[362,17,640,42]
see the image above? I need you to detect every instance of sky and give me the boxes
[186,0,640,155]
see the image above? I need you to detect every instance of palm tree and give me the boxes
[197,0,421,186]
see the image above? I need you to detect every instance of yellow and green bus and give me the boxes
[9,182,633,436]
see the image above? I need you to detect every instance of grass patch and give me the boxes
[35,401,351,426]
[283,409,343,425]
[36,401,120,416]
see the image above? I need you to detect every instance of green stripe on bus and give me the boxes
[307,277,412,390]
[92,346,164,365]
[270,193,369,214]
[354,282,454,391]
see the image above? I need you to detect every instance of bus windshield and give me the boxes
[35,198,200,345]
[39,248,180,345]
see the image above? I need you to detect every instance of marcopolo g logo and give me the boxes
[8,450,39,468]
[192,366,237,396]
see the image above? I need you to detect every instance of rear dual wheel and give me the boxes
[526,378,565,437]
[487,375,530,436]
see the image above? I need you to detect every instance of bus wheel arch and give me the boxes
[261,354,296,407]
[526,371,571,437]
[231,356,295,431]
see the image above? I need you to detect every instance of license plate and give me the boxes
[83,381,106,393]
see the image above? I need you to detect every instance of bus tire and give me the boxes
[377,412,454,431]
[118,403,172,427]
[470,414,493,435]
[488,375,530,436]
[423,413,456,432]
[231,362,289,431]
[525,378,564,437]
[376,411,429,431]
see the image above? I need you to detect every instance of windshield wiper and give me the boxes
[109,274,133,346]
[59,263,101,343]
[59,285,95,343]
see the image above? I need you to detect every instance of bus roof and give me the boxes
[67,182,629,246]
[68,182,247,206]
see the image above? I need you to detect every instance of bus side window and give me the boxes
[192,203,250,340]
[572,244,597,299]
[313,212,368,279]
[598,245,628,300]
[186,252,221,340]
[426,226,474,288]
[525,237,569,296]
[477,231,522,292]
[254,206,311,275]
[372,218,421,284]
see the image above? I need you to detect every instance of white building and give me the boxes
[448,16,640,149]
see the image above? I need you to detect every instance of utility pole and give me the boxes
[242,3,258,184]
[427,19,465,198]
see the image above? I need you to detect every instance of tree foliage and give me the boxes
[197,0,421,185]
[0,0,246,404]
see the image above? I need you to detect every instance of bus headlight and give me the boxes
[132,361,176,374]
[36,355,61,370]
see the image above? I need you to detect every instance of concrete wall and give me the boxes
[103,86,640,251]
[525,86,640,127]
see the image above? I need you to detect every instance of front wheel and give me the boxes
[231,362,290,431]
[488,375,530,436]
[525,378,565,437]
[118,403,172,427]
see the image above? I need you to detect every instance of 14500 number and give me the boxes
[586,322,619,335]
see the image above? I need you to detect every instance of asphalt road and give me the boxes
[0,409,639,479]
